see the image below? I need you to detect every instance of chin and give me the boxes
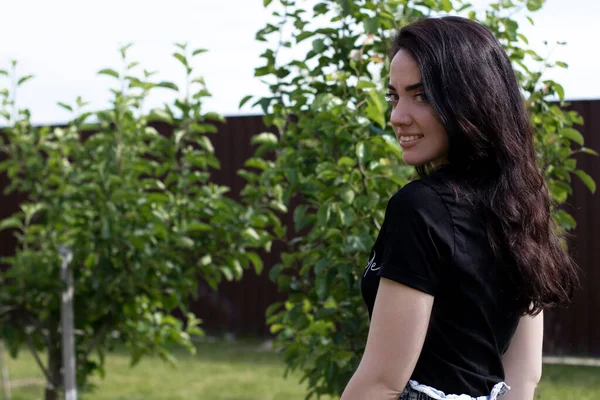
[401,155,427,166]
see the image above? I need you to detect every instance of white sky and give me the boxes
[0,0,598,125]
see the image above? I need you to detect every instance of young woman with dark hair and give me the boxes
[340,16,579,400]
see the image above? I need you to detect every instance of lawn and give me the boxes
[5,339,600,400]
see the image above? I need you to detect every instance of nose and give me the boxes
[390,102,413,128]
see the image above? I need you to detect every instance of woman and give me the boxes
[341,16,579,400]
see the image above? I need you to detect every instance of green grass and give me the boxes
[7,339,334,400]
[5,339,600,399]
[538,363,600,399]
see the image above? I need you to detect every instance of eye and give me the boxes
[414,93,428,103]
[385,92,399,104]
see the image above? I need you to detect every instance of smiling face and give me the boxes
[387,49,449,167]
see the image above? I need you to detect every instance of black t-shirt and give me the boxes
[361,165,522,397]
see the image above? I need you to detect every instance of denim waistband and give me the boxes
[399,380,510,400]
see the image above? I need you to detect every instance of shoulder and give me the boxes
[385,179,455,258]
[388,180,450,222]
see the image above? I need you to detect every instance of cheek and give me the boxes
[419,111,448,150]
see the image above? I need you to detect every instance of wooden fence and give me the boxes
[1,100,599,356]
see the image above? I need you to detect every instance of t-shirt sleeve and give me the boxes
[376,181,454,296]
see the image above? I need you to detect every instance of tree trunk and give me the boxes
[44,344,62,400]
[0,340,11,400]
[44,387,58,400]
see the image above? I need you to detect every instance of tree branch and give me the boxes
[23,329,53,387]
[81,323,109,362]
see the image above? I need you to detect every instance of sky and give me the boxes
[0,0,598,125]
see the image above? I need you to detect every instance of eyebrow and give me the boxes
[388,82,423,92]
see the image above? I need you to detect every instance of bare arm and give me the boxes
[340,278,434,400]
[501,312,544,400]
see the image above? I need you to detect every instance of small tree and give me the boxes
[243,0,597,398]
[0,44,271,399]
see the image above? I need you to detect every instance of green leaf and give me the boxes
[312,39,326,54]
[556,61,568,69]
[239,95,253,108]
[580,147,599,157]
[149,108,173,124]
[191,123,218,134]
[187,222,212,233]
[356,142,366,164]
[548,180,571,203]
[247,252,264,275]
[316,275,328,300]
[554,209,577,230]
[17,75,34,86]
[560,128,584,145]
[441,0,453,12]
[346,234,370,252]
[243,227,261,241]
[232,258,245,279]
[175,130,186,146]
[0,217,23,231]
[317,203,332,225]
[365,89,386,129]
[84,253,97,268]
[363,17,379,34]
[526,0,544,11]
[296,31,315,43]
[192,49,208,56]
[517,33,529,45]
[357,80,376,90]
[251,132,278,145]
[340,186,355,204]
[173,53,188,67]
[98,69,119,79]
[338,0,352,16]
[177,236,195,249]
[337,157,356,168]
[381,134,403,159]
[554,84,565,101]
[204,112,225,123]
[264,0,273,6]
[574,170,596,193]
[58,102,73,112]
[294,205,310,233]
[157,81,179,91]
[199,136,214,153]
[22,203,45,226]
[120,43,133,58]
[340,208,355,226]
[222,267,234,281]
[0,70,8,75]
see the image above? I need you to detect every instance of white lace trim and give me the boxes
[407,380,510,400]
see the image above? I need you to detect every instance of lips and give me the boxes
[398,134,424,149]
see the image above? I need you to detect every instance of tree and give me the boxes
[0,44,271,399]
[242,0,597,398]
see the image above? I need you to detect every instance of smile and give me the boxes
[399,135,424,142]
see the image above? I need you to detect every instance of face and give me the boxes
[387,49,449,167]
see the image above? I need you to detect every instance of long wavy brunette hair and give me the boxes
[390,16,579,315]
